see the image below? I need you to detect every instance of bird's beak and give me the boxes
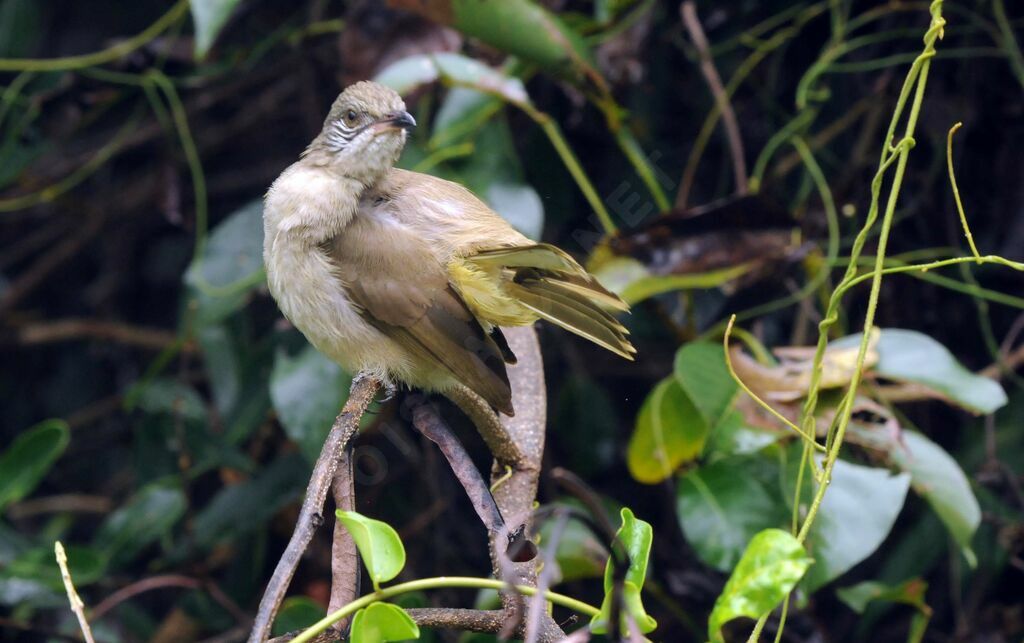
[374,111,417,134]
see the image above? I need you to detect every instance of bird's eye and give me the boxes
[344,110,358,124]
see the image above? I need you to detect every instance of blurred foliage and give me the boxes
[1,0,1024,641]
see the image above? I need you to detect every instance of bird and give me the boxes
[263,81,635,416]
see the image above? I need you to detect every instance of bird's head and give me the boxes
[309,81,416,183]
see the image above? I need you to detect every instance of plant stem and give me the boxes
[290,577,600,643]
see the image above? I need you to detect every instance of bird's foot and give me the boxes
[378,380,398,403]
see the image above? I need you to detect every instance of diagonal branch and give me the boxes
[248,374,380,643]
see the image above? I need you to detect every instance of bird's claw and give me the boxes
[378,380,398,403]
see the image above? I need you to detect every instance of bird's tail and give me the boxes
[469,244,637,360]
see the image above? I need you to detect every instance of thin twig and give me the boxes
[524,509,570,643]
[55,541,96,643]
[679,1,748,207]
[327,449,359,633]
[248,374,381,643]
[11,318,181,350]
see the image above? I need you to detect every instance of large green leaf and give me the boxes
[270,345,351,463]
[95,479,187,567]
[627,378,708,484]
[591,508,656,636]
[802,459,911,590]
[389,0,605,95]
[836,578,929,614]
[336,510,406,590]
[350,602,420,642]
[190,0,242,59]
[890,430,980,565]
[676,459,788,571]
[376,53,530,107]
[707,529,812,643]
[0,420,69,511]
[183,200,265,327]
[704,409,780,461]
[833,329,1007,414]
[674,342,739,425]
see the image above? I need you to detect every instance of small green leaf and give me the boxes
[627,378,708,484]
[0,420,69,511]
[677,459,788,571]
[336,511,406,590]
[272,596,326,637]
[183,200,265,326]
[674,342,739,425]
[833,329,1007,414]
[95,479,186,567]
[707,529,812,643]
[190,0,242,59]
[350,603,420,642]
[270,345,351,463]
[836,578,929,614]
[591,508,656,636]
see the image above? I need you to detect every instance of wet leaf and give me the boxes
[677,459,788,571]
[190,0,241,59]
[833,329,1007,414]
[627,378,708,484]
[707,529,812,643]
[350,602,420,642]
[270,345,351,463]
[336,510,406,590]
[0,419,69,511]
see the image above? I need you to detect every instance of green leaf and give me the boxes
[376,53,530,106]
[95,479,186,567]
[627,378,709,484]
[836,578,929,614]
[0,420,69,511]
[538,511,607,582]
[189,0,242,59]
[707,528,812,643]
[336,510,406,590]
[674,342,739,425]
[888,430,981,566]
[395,0,605,94]
[485,181,544,240]
[272,596,326,637]
[183,200,265,326]
[802,459,911,590]
[591,508,656,635]
[704,410,780,461]
[193,453,308,549]
[270,345,351,463]
[677,459,788,571]
[430,87,504,149]
[350,602,420,642]
[833,329,1007,414]
[131,378,207,423]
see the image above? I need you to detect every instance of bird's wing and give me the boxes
[323,216,515,415]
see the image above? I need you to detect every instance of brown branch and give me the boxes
[445,383,527,468]
[677,1,747,208]
[411,399,505,533]
[525,509,570,643]
[10,318,181,350]
[248,374,381,643]
[405,607,563,640]
[327,449,359,634]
